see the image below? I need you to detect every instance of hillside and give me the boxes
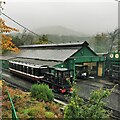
[47,34,91,44]
[34,26,88,37]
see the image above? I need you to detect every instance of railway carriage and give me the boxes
[9,61,73,94]
[106,52,120,83]
[110,64,120,80]
[9,61,48,81]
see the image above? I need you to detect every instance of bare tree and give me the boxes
[108,29,120,52]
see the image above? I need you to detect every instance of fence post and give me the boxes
[6,89,18,120]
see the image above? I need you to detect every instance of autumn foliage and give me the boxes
[0,18,19,54]
[2,82,63,118]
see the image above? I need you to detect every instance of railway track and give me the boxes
[77,78,120,94]
[2,69,120,119]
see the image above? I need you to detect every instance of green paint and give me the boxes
[7,89,18,120]
[0,59,9,69]
[73,47,97,57]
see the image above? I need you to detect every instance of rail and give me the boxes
[6,89,18,120]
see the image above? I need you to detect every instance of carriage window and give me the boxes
[17,65,19,71]
[23,66,27,73]
[28,67,32,74]
[18,65,21,71]
[41,68,49,75]
[63,72,69,78]
[11,63,14,69]
[9,63,12,68]
[15,64,18,70]
[112,65,119,71]
[12,64,15,69]
[31,68,34,75]
[54,71,57,77]
[34,68,40,76]
[58,72,62,78]
[57,71,62,84]
[33,68,35,75]
[21,65,23,72]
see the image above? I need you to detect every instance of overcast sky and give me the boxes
[1,0,118,35]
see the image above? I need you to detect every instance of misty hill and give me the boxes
[47,34,91,44]
[11,26,92,46]
[34,26,88,37]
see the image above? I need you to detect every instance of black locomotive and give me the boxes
[9,60,73,94]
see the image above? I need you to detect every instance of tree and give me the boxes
[92,33,109,53]
[12,35,24,47]
[33,34,48,44]
[64,87,112,119]
[0,18,19,54]
[108,29,120,52]
[42,34,48,43]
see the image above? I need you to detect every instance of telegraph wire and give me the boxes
[1,12,42,38]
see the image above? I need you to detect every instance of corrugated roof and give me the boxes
[17,49,79,62]
[11,58,61,67]
[0,56,15,60]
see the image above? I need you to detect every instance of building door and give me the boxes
[98,63,103,77]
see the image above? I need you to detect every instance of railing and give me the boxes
[6,89,18,120]
[0,71,18,120]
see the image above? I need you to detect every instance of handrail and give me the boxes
[6,89,18,120]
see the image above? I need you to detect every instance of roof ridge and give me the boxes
[19,41,89,48]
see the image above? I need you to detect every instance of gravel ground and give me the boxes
[75,79,120,112]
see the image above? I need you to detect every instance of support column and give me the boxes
[96,62,99,77]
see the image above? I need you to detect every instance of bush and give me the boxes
[12,95,22,103]
[45,112,54,118]
[30,84,54,102]
[64,88,111,119]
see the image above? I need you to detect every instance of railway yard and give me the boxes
[0,1,120,118]
[1,68,120,119]
[0,43,120,119]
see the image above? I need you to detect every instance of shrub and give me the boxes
[30,84,54,102]
[45,112,54,118]
[23,107,40,116]
[12,95,22,103]
[64,88,111,119]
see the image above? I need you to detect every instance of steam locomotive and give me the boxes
[9,60,73,94]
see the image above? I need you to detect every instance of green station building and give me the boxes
[8,41,104,78]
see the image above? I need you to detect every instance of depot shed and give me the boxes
[13,41,105,77]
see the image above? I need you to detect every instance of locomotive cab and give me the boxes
[54,68,73,93]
